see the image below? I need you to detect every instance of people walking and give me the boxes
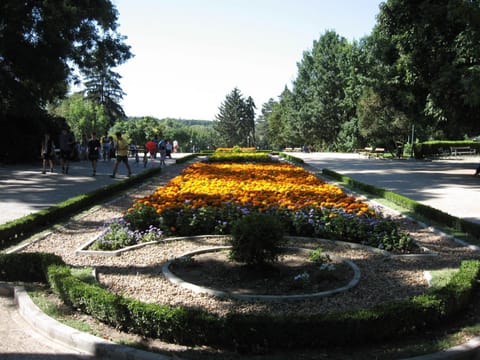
[101,132,111,161]
[87,132,101,176]
[110,131,132,178]
[166,140,173,159]
[40,132,55,174]
[145,139,157,160]
[158,139,166,166]
[58,128,75,174]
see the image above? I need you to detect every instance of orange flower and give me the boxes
[131,162,371,215]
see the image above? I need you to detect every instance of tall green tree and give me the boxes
[291,31,362,150]
[264,87,299,150]
[49,93,110,142]
[214,88,256,147]
[82,32,132,125]
[0,0,131,162]
[374,0,480,139]
[0,0,128,116]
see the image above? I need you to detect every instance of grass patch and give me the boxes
[26,267,99,336]
[26,285,97,335]
[430,269,459,289]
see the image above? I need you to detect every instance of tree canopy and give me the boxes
[263,0,480,152]
[214,88,256,147]
[0,0,132,162]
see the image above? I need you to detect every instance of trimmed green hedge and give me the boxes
[279,152,305,164]
[414,140,480,159]
[322,168,480,240]
[2,252,479,353]
[0,166,163,249]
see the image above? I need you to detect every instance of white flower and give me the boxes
[294,272,310,281]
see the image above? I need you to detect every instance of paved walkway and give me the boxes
[0,154,185,359]
[0,154,180,225]
[1,151,480,359]
[293,152,480,224]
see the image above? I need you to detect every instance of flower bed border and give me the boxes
[162,245,361,301]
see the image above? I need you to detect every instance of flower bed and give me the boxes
[92,156,415,252]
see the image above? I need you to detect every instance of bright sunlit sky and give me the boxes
[112,0,383,120]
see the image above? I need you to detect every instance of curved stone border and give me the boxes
[0,282,174,360]
[162,246,361,301]
[75,232,436,259]
[75,234,230,257]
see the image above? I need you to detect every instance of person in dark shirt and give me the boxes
[41,132,55,174]
[87,132,101,176]
[58,128,75,174]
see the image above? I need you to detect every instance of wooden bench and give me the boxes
[358,147,385,158]
[357,147,373,156]
[450,146,476,156]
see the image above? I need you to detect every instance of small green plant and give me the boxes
[308,247,331,265]
[229,212,286,266]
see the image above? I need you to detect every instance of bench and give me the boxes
[450,146,476,156]
[357,147,373,156]
[358,147,385,158]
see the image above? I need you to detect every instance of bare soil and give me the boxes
[169,248,353,296]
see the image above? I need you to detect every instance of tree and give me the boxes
[214,88,256,147]
[0,0,131,162]
[49,93,110,143]
[0,0,128,115]
[290,31,362,150]
[374,0,480,139]
[82,32,133,126]
[357,87,410,149]
[264,87,300,150]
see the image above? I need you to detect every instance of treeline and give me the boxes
[111,117,215,152]
[3,0,480,162]
[258,0,480,152]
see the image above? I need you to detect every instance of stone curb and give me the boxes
[162,245,361,301]
[0,283,176,360]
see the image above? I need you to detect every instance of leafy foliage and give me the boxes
[214,88,256,147]
[229,212,286,266]
[0,0,130,116]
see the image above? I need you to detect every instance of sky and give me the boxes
[112,0,383,120]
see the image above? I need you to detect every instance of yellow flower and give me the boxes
[131,162,371,215]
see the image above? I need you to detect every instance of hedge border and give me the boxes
[321,168,480,240]
[0,166,164,249]
[1,252,479,352]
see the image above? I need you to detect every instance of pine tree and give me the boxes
[214,88,255,147]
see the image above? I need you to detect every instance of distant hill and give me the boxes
[166,118,214,127]
[128,116,214,128]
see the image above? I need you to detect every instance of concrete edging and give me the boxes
[162,245,361,301]
[1,283,175,360]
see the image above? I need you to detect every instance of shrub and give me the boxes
[229,212,286,266]
[124,203,161,231]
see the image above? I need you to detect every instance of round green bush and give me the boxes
[229,212,286,266]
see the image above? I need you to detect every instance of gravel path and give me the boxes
[17,160,480,319]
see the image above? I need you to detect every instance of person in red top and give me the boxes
[145,140,157,158]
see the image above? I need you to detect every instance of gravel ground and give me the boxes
[17,161,480,319]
